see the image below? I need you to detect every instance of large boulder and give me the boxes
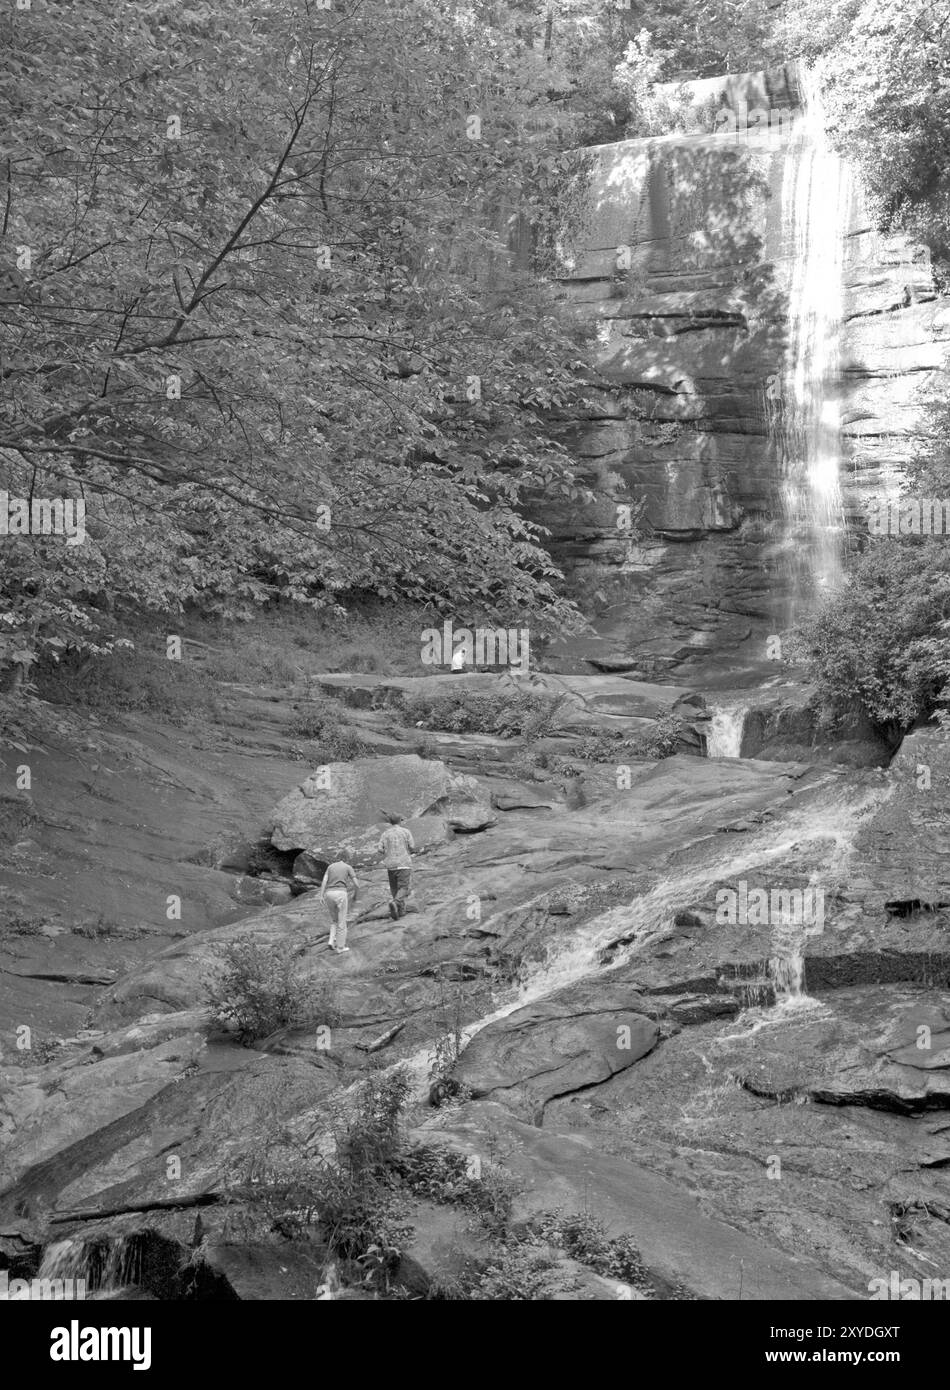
[290,816,453,880]
[266,755,493,857]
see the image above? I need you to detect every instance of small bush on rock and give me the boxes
[393,1144,517,1235]
[206,938,309,1044]
[434,1243,562,1300]
[288,701,367,759]
[402,690,566,740]
[528,1210,652,1292]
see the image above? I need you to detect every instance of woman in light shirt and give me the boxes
[319,860,359,952]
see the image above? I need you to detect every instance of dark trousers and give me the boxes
[387,868,411,915]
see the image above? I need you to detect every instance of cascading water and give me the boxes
[780,68,852,618]
[35,1235,145,1298]
[768,923,806,1006]
[705,705,748,758]
[388,784,890,1100]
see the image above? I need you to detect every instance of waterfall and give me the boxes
[768,943,805,1005]
[780,68,852,615]
[705,705,748,758]
[35,1234,147,1299]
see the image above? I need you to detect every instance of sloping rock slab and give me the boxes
[451,982,659,1121]
[811,1004,950,1114]
[413,1103,859,1301]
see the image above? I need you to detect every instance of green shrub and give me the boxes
[467,1244,561,1300]
[337,1069,413,1178]
[393,1144,516,1235]
[206,938,310,1044]
[791,540,950,742]
[575,715,684,762]
[573,730,636,763]
[240,1068,415,1287]
[288,702,367,759]
[402,690,566,740]
[529,1210,652,1291]
[331,646,383,673]
[634,712,686,759]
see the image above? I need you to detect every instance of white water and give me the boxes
[780,68,852,615]
[705,705,748,758]
[768,920,808,1006]
[36,1235,144,1299]
[392,783,890,1100]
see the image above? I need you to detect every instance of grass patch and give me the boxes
[71,915,125,939]
[0,913,49,936]
[34,645,219,723]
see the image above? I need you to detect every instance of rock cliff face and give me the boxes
[545,69,950,682]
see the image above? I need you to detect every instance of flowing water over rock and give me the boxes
[36,1235,147,1299]
[780,68,853,615]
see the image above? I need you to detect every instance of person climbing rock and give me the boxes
[319,859,359,952]
[378,812,414,919]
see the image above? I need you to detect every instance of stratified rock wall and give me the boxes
[546,69,949,681]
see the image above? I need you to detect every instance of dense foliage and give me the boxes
[1,0,622,701]
[779,0,950,259]
[792,543,950,743]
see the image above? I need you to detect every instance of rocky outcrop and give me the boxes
[267,754,491,858]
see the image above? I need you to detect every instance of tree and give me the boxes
[0,0,599,699]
